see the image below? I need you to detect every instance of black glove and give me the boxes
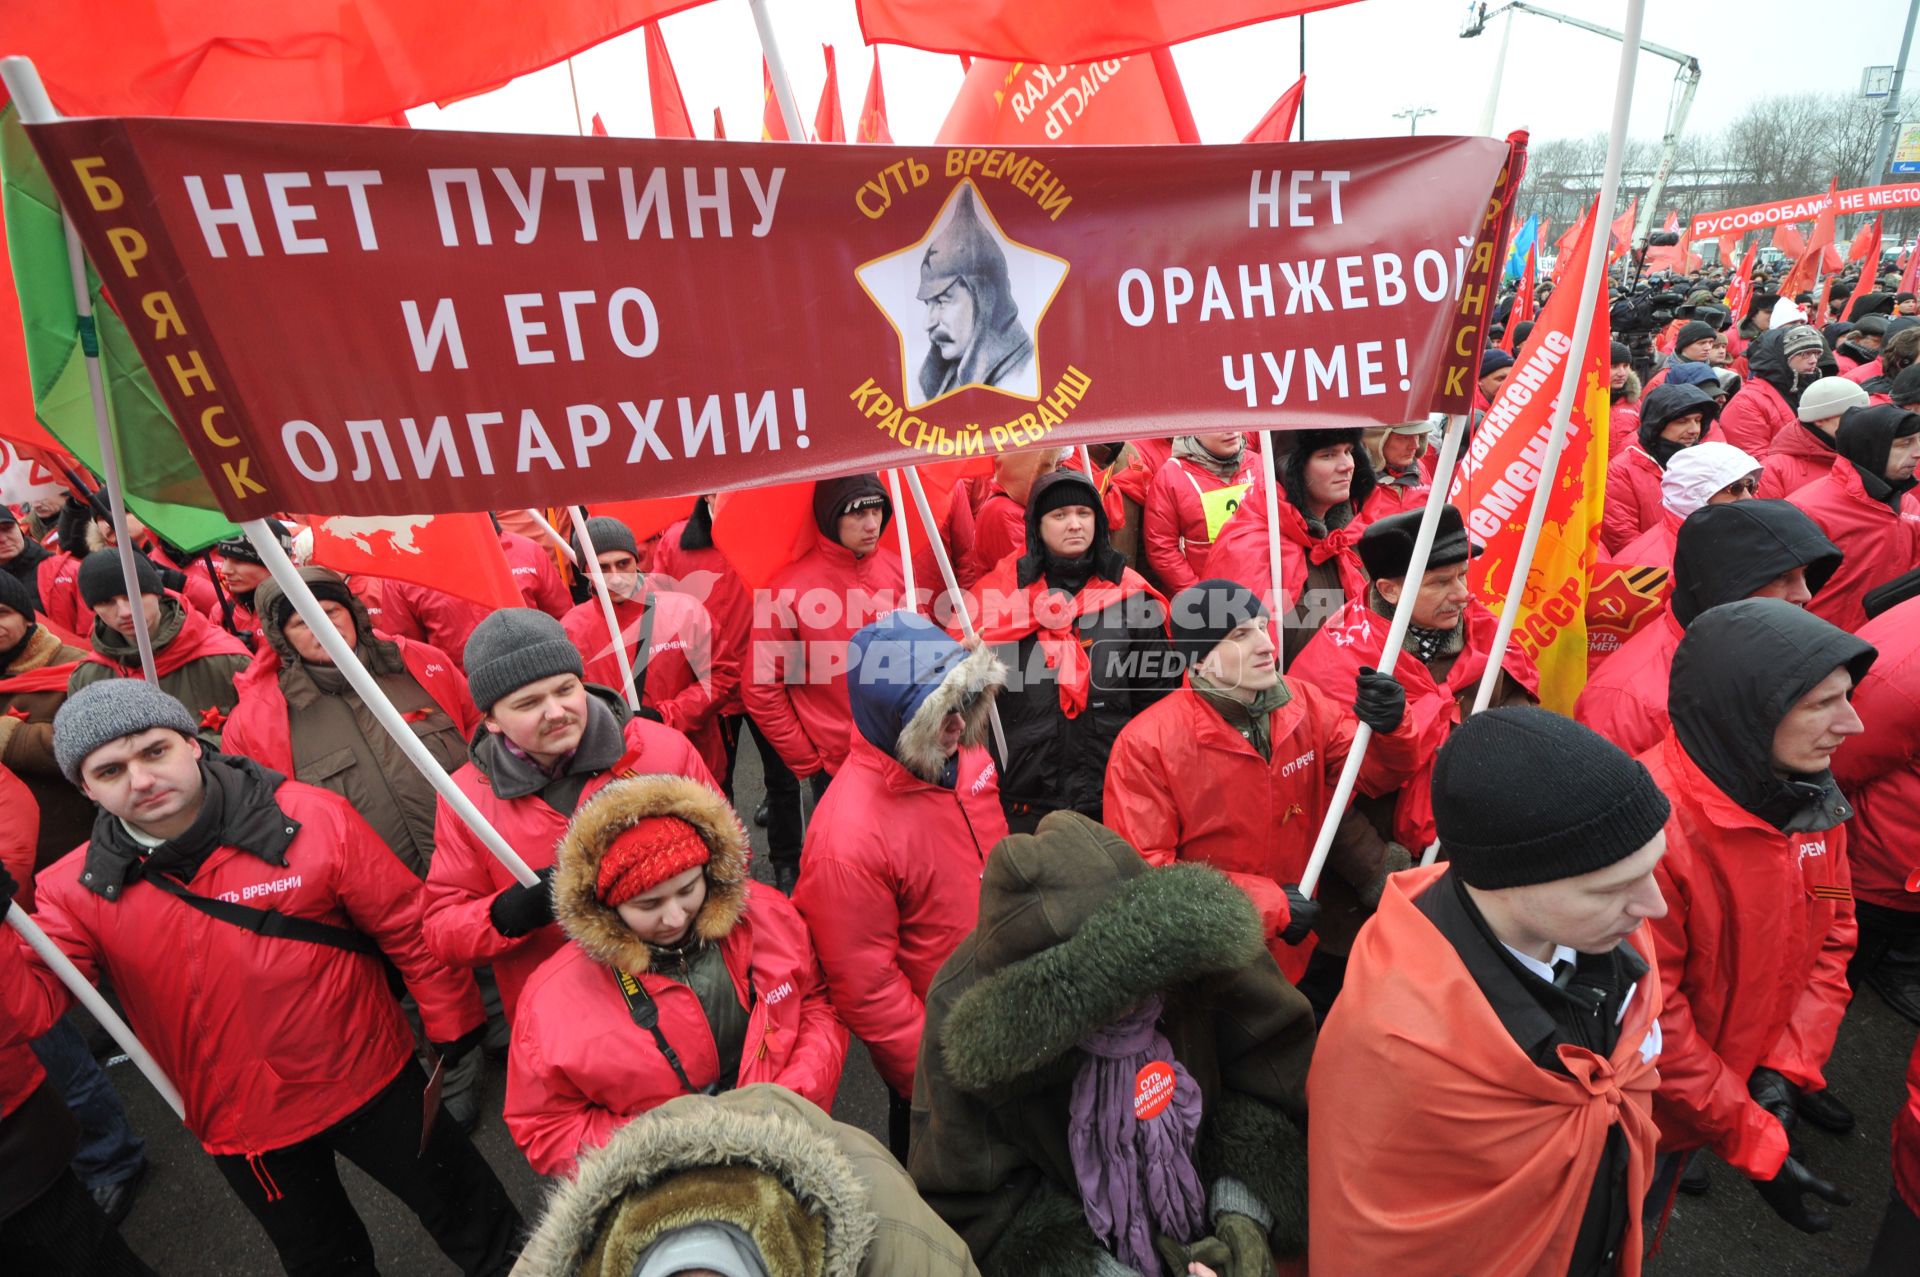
[488,865,558,938]
[1212,1212,1273,1277]
[1749,1067,1800,1154]
[1751,1155,1850,1234]
[430,1023,487,1068]
[637,706,664,723]
[1278,885,1321,946]
[1352,666,1407,734]
[0,863,17,914]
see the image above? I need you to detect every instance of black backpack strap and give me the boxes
[629,591,657,701]
[143,873,402,993]
[613,967,711,1095]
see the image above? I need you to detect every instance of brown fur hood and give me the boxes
[554,774,751,977]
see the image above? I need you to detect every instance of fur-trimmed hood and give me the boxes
[939,811,1266,1093]
[554,774,752,976]
[511,1085,882,1277]
[848,611,1005,783]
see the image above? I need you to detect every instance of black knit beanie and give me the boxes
[0,569,32,620]
[1432,707,1671,889]
[78,549,161,607]
[1168,579,1267,669]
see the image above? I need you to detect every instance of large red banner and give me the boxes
[29,121,1506,519]
[1689,182,1920,240]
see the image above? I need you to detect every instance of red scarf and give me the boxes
[968,563,1164,718]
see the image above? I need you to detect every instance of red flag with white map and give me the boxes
[307,510,522,611]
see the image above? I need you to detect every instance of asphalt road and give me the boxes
[83,744,1916,1274]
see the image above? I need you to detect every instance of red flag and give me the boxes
[1780,180,1838,300]
[813,46,846,143]
[1773,223,1807,259]
[646,21,696,140]
[1242,74,1305,144]
[857,0,1362,64]
[857,50,893,143]
[1902,235,1920,297]
[590,113,609,137]
[586,496,692,550]
[6,1,707,123]
[1724,235,1757,361]
[1842,215,1884,321]
[761,60,789,141]
[1551,203,1592,287]
[1814,275,1837,328]
[712,107,727,140]
[308,512,521,611]
[1607,196,1637,259]
[936,55,1188,144]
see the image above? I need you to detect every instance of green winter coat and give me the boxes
[909,812,1316,1277]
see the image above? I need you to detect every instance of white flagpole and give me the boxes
[2,60,158,683]
[241,519,541,885]
[1469,0,1643,720]
[523,509,578,565]
[571,507,643,712]
[1297,414,1467,897]
[1256,434,1287,624]
[886,471,918,611]
[5,906,185,1119]
[747,0,808,141]
[902,468,1010,761]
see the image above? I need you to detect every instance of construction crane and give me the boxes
[1462,1,1701,255]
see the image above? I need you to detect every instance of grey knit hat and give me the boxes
[465,607,585,711]
[1780,324,1826,360]
[78,549,161,608]
[54,678,200,783]
[580,516,638,561]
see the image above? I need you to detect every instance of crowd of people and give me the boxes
[1,253,1918,1276]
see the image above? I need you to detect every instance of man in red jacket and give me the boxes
[1789,403,1920,633]
[793,611,1008,1158]
[1833,582,1920,1022]
[1291,505,1540,855]
[1105,578,1414,1011]
[1644,598,1872,1234]
[0,679,520,1275]
[422,608,714,1025]
[560,516,736,786]
[1576,500,1841,757]
[743,475,910,888]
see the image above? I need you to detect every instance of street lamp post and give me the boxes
[1394,106,1437,135]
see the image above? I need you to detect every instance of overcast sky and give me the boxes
[411,0,1913,151]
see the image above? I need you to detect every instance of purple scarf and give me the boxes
[1067,994,1208,1273]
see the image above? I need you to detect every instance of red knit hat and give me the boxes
[596,815,710,906]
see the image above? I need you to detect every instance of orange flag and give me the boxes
[308,511,521,612]
[1780,180,1838,300]
[1242,74,1305,143]
[645,21,695,140]
[761,59,789,140]
[936,55,1188,144]
[1450,200,1611,711]
[857,50,893,142]
[813,45,845,142]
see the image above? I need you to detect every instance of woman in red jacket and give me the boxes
[1204,427,1376,669]
[1142,432,1257,595]
[505,773,847,1178]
